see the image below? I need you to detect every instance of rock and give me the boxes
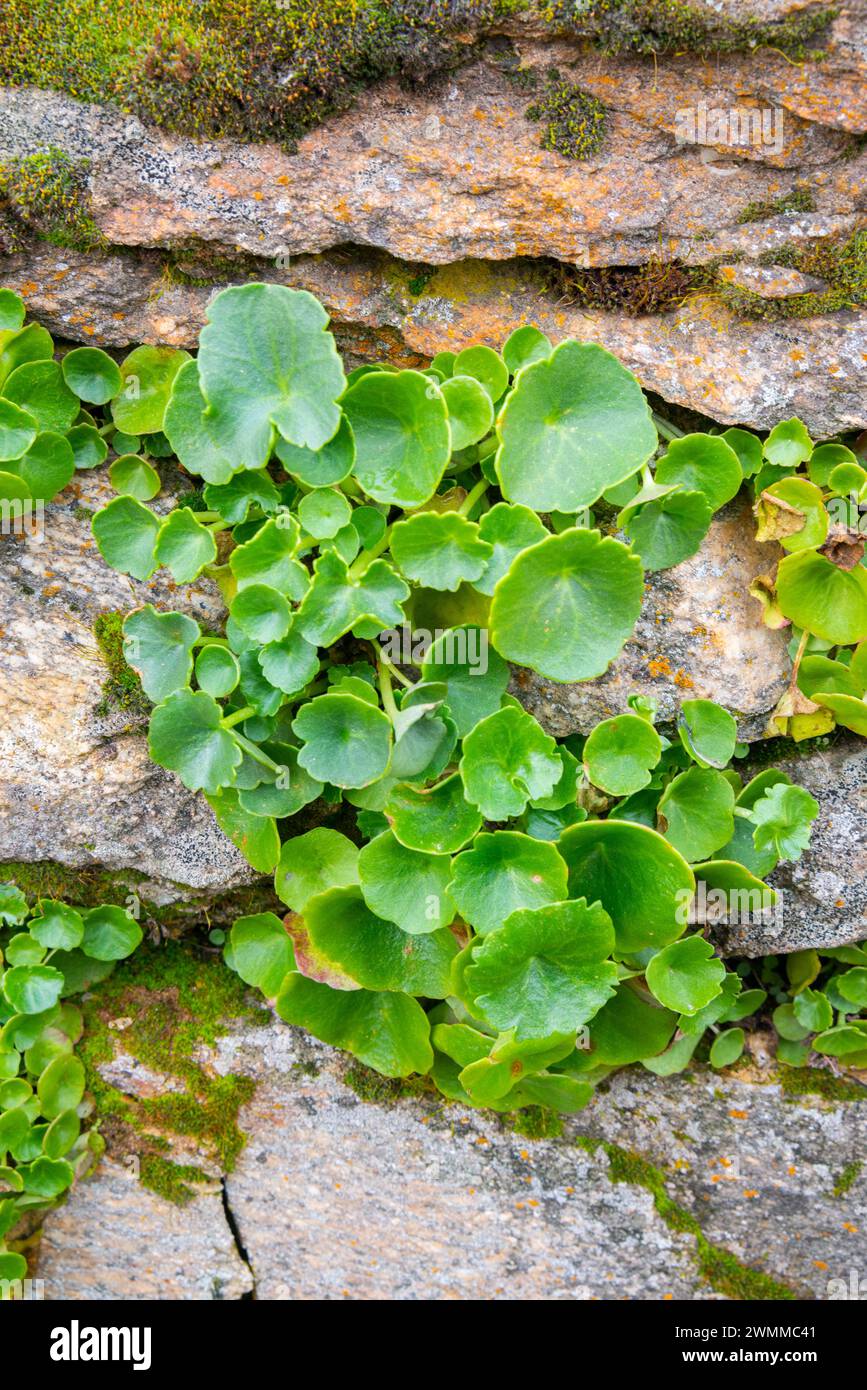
[714,735,867,957]
[717,263,829,298]
[37,1159,253,1300]
[515,496,791,739]
[4,243,865,437]
[37,1013,867,1300]
[0,467,264,910]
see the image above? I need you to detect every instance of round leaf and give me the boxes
[654,433,742,511]
[111,344,190,435]
[502,325,552,376]
[2,360,78,432]
[777,550,867,646]
[11,430,75,500]
[658,768,735,863]
[38,1054,85,1118]
[678,699,738,769]
[583,714,662,795]
[154,508,218,583]
[67,423,108,471]
[109,453,161,501]
[624,488,712,572]
[442,374,494,450]
[448,830,568,937]
[275,828,359,913]
[195,644,240,699]
[358,831,455,934]
[385,773,482,854]
[92,497,160,580]
[276,974,432,1077]
[2,965,64,1015]
[646,935,726,1015]
[276,415,355,486]
[29,901,84,951]
[123,604,200,703]
[305,886,457,997]
[148,688,242,793]
[0,399,37,461]
[162,358,235,484]
[293,692,392,788]
[61,346,123,404]
[229,912,294,996]
[341,368,450,508]
[82,906,142,961]
[459,705,561,820]
[230,584,292,645]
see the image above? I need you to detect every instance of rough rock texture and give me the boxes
[37,1015,867,1301]
[516,495,791,739]
[1,0,866,438]
[0,468,262,907]
[37,1160,253,1300]
[715,735,867,957]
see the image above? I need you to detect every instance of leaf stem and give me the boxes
[652,412,684,443]
[348,525,392,579]
[377,654,400,723]
[377,647,414,689]
[791,627,810,682]
[222,705,255,729]
[458,477,490,517]
[230,731,284,774]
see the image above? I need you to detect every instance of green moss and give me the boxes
[552,255,708,315]
[343,1061,432,1105]
[576,1135,798,1299]
[718,228,867,321]
[93,610,150,720]
[79,941,269,1202]
[737,188,816,225]
[548,0,835,59]
[0,147,106,252]
[526,75,606,160]
[505,1105,563,1140]
[780,1064,867,1104]
[832,1159,862,1198]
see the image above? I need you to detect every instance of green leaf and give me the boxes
[67,423,108,471]
[385,774,482,854]
[238,747,322,818]
[0,398,37,461]
[645,935,726,1015]
[7,430,75,501]
[654,433,742,512]
[275,829,359,913]
[155,508,218,583]
[204,469,280,522]
[0,883,28,925]
[489,528,643,682]
[230,584,292,645]
[419,624,509,737]
[559,820,694,953]
[588,983,677,1064]
[163,358,235,484]
[43,1108,81,1160]
[275,415,355,486]
[228,912,294,996]
[763,417,813,469]
[390,512,492,591]
[304,886,457,996]
[807,442,857,486]
[19,1155,75,1197]
[341,368,451,507]
[837,967,867,1008]
[358,831,454,934]
[495,341,656,510]
[296,550,408,646]
[2,360,78,432]
[230,517,306,598]
[442,374,494,450]
[658,768,735,863]
[82,906,142,961]
[122,605,200,702]
[453,345,509,401]
[624,489,712,572]
[721,427,762,478]
[459,705,560,820]
[258,631,319,695]
[0,289,25,332]
[813,1024,867,1057]
[750,783,818,861]
[297,487,352,540]
[29,901,84,951]
[38,1054,85,1118]
[293,692,392,788]
[0,322,53,387]
[793,987,833,1033]
[61,346,123,404]
[276,974,433,1077]
[148,688,242,793]
[92,497,160,580]
[502,325,552,376]
[583,713,662,795]
[755,476,828,552]
[678,699,738,770]
[195,644,240,699]
[5,933,45,965]
[777,550,867,646]
[197,285,346,466]
[2,965,64,1015]
[473,502,547,596]
[108,453,161,501]
[205,788,280,873]
[709,1028,745,1068]
[110,344,190,435]
[448,830,568,937]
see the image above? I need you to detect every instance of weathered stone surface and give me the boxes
[4,243,864,437]
[715,735,867,957]
[0,469,262,906]
[515,496,791,739]
[717,262,828,298]
[37,1014,867,1301]
[37,1160,253,1300]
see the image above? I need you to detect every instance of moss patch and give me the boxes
[737,188,816,226]
[779,1063,867,1104]
[720,227,867,321]
[526,74,606,160]
[832,1159,862,1198]
[0,147,106,252]
[93,610,151,720]
[343,1060,433,1105]
[575,1135,798,1299]
[548,0,835,59]
[552,255,709,315]
[79,940,269,1203]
